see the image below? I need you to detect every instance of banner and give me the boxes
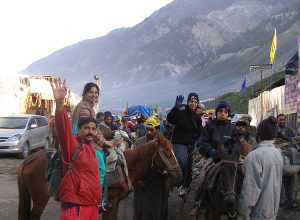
[284,74,298,114]
[297,36,300,133]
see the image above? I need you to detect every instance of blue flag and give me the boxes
[239,76,246,94]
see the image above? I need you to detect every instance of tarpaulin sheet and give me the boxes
[248,85,285,126]
[128,105,152,117]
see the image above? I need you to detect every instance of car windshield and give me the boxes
[0,117,28,129]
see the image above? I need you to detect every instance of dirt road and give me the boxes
[1,154,299,220]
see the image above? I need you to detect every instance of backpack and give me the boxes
[45,142,82,202]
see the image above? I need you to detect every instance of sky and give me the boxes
[0,0,173,75]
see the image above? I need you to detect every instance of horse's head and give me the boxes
[218,140,244,218]
[151,135,182,187]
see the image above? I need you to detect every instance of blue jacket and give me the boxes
[198,119,238,159]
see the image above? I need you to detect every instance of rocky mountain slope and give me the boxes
[22,0,300,108]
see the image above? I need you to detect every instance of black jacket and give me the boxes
[198,119,238,158]
[167,106,202,145]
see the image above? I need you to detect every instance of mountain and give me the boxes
[22,0,300,109]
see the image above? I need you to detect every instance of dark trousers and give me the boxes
[173,144,193,188]
[283,175,295,202]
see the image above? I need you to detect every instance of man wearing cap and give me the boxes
[134,116,160,145]
[239,116,283,220]
[167,93,202,197]
[114,116,122,130]
[98,111,115,140]
[235,118,256,159]
[240,114,257,139]
[133,116,169,220]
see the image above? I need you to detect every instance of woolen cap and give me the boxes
[104,111,113,119]
[257,116,277,140]
[187,92,199,103]
[215,101,231,116]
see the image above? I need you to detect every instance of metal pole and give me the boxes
[260,68,263,121]
[94,74,100,113]
[260,68,263,92]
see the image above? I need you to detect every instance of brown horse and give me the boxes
[17,135,181,220]
[200,142,244,220]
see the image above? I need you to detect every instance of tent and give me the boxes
[127,105,153,117]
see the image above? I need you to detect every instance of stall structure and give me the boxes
[0,75,81,118]
[248,36,300,131]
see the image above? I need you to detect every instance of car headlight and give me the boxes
[8,134,22,142]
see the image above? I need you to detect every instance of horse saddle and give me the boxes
[106,162,128,190]
[191,158,220,206]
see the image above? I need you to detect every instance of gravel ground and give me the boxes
[1,154,300,220]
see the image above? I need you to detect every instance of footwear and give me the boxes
[98,201,113,213]
[282,200,299,210]
[178,186,188,197]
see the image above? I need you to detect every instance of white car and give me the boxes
[0,115,51,158]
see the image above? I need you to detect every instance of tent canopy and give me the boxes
[128,105,153,117]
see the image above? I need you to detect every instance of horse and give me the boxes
[17,134,181,220]
[200,142,244,220]
[275,137,300,176]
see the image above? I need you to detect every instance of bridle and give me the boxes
[137,144,181,188]
[151,145,181,174]
[220,159,243,218]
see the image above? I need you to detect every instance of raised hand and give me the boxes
[50,78,68,103]
[174,95,184,109]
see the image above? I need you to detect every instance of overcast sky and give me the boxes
[0,0,173,75]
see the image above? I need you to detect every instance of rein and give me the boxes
[24,149,53,165]
[220,160,242,197]
[151,146,181,173]
[137,143,180,188]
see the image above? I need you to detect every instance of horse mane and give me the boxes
[124,140,159,169]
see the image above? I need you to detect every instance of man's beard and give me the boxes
[146,135,155,141]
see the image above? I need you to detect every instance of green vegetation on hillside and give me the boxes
[203,71,285,114]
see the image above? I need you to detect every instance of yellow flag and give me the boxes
[269,28,277,64]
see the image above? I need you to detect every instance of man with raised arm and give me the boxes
[51,78,101,220]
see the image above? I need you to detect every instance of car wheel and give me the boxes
[44,138,50,150]
[19,143,30,159]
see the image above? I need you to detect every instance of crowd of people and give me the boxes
[49,79,299,220]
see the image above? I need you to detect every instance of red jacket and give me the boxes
[55,110,101,205]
